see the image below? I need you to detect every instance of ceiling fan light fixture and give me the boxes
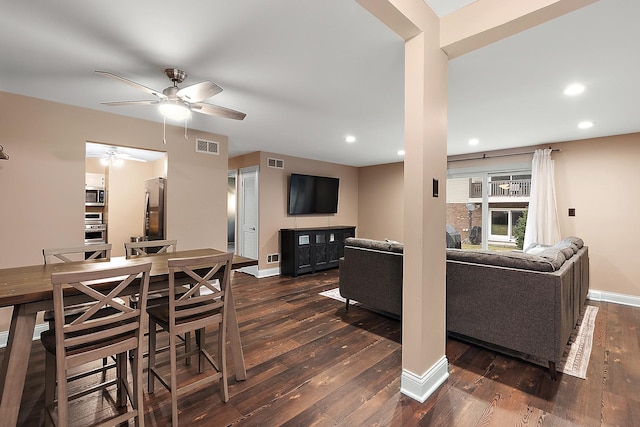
[564,83,585,96]
[159,100,191,121]
[101,151,125,167]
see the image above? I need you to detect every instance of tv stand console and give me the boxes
[280,226,356,277]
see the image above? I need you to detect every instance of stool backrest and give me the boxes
[124,239,177,258]
[167,252,234,331]
[43,243,112,264]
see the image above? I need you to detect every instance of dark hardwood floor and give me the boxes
[9,269,640,426]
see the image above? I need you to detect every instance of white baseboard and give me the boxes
[0,323,49,349]
[238,265,259,277]
[256,267,280,278]
[588,289,640,308]
[236,265,280,278]
[400,356,449,403]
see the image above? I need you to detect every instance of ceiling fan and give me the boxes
[96,68,246,121]
[86,142,165,164]
[93,146,146,166]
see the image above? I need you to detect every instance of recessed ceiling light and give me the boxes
[345,135,356,143]
[578,121,594,129]
[564,83,585,96]
[397,150,405,156]
[468,138,479,146]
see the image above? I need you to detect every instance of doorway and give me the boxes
[238,166,259,261]
[227,170,237,253]
[85,142,167,257]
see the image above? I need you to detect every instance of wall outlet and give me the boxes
[267,253,280,263]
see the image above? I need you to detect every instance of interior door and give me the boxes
[239,166,258,260]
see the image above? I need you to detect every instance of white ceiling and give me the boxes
[1,0,637,166]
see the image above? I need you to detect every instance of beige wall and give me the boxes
[357,162,404,241]
[229,151,358,273]
[553,134,640,297]
[0,91,229,330]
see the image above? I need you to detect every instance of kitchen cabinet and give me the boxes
[86,173,105,188]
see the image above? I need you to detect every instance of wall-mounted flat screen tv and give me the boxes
[288,173,339,215]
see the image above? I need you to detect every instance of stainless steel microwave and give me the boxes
[85,187,105,206]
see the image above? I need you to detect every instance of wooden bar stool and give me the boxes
[124,239,192,361]
[147,252,234,426]
[41,261,151,426]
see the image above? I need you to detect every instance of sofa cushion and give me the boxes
[562,236,584,249]
[446,248,564,272]
[553,240,577,259]
[538,247,567,270]
[524,243,550,255]
[344,237,404,254]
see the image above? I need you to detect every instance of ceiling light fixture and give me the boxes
[345,135,356,143]
[468,138,479,146]
[578,121,594,129]
[100,150,124,167]
[564,83,585,96]
[397,150,405,156]
[158,100,192,121]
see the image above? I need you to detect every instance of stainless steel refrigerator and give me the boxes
[144,177,165,241]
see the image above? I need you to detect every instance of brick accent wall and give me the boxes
[446,203,482,242]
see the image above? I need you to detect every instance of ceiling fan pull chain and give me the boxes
[184,119,188,140]
[163,116,167,144]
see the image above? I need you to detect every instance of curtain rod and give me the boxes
[447,148,560,163]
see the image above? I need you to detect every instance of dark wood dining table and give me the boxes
[0,248,257,426]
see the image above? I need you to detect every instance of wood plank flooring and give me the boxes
[8,268,640,426]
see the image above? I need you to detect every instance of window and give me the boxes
[447,163,531,250]
[489,208,525,242]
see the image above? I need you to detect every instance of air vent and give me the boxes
[267,157,284,169]
[195,139,220,155]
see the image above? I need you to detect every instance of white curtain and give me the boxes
[523,148,561,250]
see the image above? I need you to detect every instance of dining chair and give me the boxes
[147,252,235,426]
[124,239,191,361]
[41,261,151,427]
[42,244,119,371]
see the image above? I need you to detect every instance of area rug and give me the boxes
[319,288,598,379]
[319,288,357,305]
[523,305,598,379]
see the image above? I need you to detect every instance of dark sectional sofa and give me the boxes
[446,236,589,379]
[338,236,589,378]
[338,237,403,318]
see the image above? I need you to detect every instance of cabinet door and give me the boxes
[327,231,340,264]
[296,233,313,274]
[86,173,105,188]
[313,232,328,269]
[338,227,356,259]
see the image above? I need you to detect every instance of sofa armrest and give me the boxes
[339,246,403,317]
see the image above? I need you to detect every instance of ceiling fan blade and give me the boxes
[191,102,246,120]
[118,153,146,162]
[101,100,159,106]
[95,71,167,99]
[177,81,222,103]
